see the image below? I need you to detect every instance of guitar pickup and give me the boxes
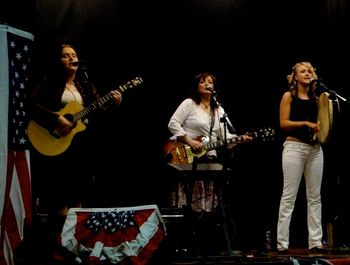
[176,147,185,162]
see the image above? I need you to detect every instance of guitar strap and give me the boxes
[191,108,215,170]
[209,109,215,143]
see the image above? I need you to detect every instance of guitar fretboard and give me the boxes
[73,92,115,123]
[204,135,247,151]
[71,77,143,123]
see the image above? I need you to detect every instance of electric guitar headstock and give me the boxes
[249,126,275,142]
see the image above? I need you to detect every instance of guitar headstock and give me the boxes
[251,126,275,142]
[119,76,143,92]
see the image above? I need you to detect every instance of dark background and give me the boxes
[2,0,350,248]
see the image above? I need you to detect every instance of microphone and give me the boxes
[71,61,79,66]
[310,79,323,85]
[206,84,216,95]
[310,79,323,91]
[71,60,87,67]
[310,79,330,96]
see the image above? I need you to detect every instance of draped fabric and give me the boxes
[60,205,166,265]
[0,24,34,265]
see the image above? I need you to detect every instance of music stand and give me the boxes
[167,159,234,257]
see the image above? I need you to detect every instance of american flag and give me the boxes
[60,205,166,265]
[0,24,34,265]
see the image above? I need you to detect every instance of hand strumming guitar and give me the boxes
[181,134,203,151]
[53,115,74,137]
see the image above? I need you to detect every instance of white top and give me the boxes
[62,89,83,105]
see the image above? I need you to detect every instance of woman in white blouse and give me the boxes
[168,72,252,212]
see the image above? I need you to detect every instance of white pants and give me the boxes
[277,140,324,250]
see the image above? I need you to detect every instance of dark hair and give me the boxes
[189,72,217,104]
[188,72,220,110]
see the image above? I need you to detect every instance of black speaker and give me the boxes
[159,208,192,257]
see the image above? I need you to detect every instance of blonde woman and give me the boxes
[277,62,327,254]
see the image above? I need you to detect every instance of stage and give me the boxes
[18,244,350,265]
[16,205,350,265]
[16,224,350,265]
[151,247,350,265]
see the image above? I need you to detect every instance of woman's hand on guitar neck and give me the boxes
[241,133,253,143]
[111,90,122,105]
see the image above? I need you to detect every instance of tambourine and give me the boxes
[316,92,340,144]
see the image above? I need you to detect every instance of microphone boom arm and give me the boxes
[318,82,349,104]
[210,94,236,134]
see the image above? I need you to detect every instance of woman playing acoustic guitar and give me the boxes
[28,43,122,261]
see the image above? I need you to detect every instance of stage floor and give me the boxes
[160,248,350,265]
[17,245,350,265]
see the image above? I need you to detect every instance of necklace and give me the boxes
[201,101,210,109]
[65,84,77,101]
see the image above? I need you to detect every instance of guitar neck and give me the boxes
[71,77,143,123]
[72,92,115,123]
[204,132,260,151]
[204,135,239,151]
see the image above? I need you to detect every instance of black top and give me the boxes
[288,97,318,144]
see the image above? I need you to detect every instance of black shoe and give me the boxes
[332,246,350,254]
[310,246,328,254]
[255,249,268,257]
[277,249,289,255]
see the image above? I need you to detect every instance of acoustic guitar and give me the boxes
[163,127,275,165]
[27,77,143,156]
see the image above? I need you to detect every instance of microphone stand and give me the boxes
[78,62,97,187]
[79,62,97,105]
[318,82,350,104]
[80,63,90,82]
[210,94,236,134]
[210,93,235,256]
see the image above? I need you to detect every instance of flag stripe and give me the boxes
[0,151,15,265]
[3,202,22,252]
[132,224,166,265]
[14,151,32,228]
